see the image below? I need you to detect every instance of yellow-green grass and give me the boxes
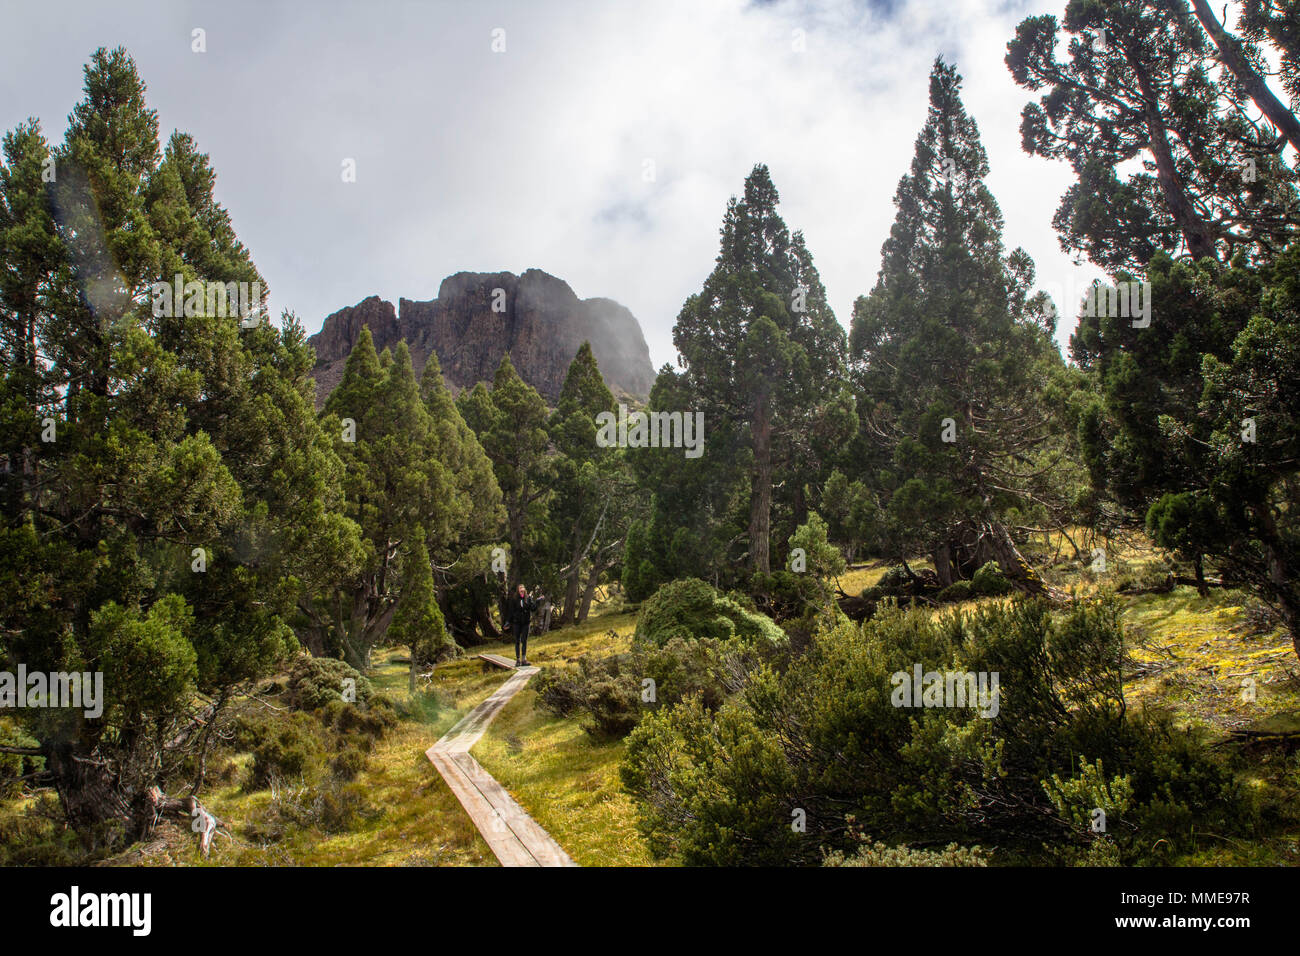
[471,610,657,866]
[1121,588,1298,735]
[836,558,930,598]
[183,650,512,866]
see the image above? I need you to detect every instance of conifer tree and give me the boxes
[0,48,363,837]
[547,343,639,623]
[850,58,1079,593]
[672,164,851,576]
[1007,0,1298,271]
[387,527,450,693]
[456,354,554,589]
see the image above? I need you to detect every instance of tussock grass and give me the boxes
[472,610,654,865]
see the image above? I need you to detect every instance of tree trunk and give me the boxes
[932,543,955,588]
[561,537,583,626]
[987,522,1051,598]
[475,601,500,639]
[1193,553,1209,598]
[1186,0,1300,155]
[1127,43,1219,260]
[577,562,602,623]
[749,396,773,576]
[44,741,136,844]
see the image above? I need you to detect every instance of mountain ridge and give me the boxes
[307,269,656,406]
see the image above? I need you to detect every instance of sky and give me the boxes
[0,0,1108,370]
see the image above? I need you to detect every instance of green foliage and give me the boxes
[663,163,853,577]
[249,712,326,789]
[816,469,880,560]
[622,598,1238,865]
[285,656,371,712]
[1042,757,1134,832]
[533,653,640,738]
[1007,1,1298,270]
[1077,241,1300,647]
[849,58,1080,593]
[315,333,498,668]
[247,778,378,841]
[0,47,365,840]
[935,580,973,603]
[787,511,846,579]
[388,527,452,691]
[970,561,1013,596]
[534,635,738,739]
[620,519,657,603]
[634,578,786,652]
[824,840,990,867]
[456,355,552,588]
[546,343,641,625]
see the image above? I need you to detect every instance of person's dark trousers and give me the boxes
[512,620,529,663]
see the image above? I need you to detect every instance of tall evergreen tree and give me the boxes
[850,58,1081,593]
[313,334,493,670]
[0,48,363,839]
[387,527,450,693]
[456,354,554,590]
[672,164,851,576]
[546,343,633,624]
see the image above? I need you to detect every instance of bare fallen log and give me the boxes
[144,785,229,857]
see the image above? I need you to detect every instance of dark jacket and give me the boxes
[505,593,537,626]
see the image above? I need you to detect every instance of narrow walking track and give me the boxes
[426,658,577,867]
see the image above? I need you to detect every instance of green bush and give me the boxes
[535,653,640,738]
[533,664,592,718]
[580,671,642,738]
[331,747,367,782]
[0,720,42,794]
[247,778,378,841]
[876,565,912,593]
[285,656,372,712]
[638,636,735,713]
[824,840,990,867]
[248,712,326,790]
[634,578,786,652]
[534,636,741,739]
[622,597,1239,865]
[752,570,831,624]
[935,580,972,603]
[970,561,1013,596]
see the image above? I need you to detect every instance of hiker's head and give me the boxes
[517,584,526,596]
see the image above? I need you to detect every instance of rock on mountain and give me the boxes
[307,269,655,406]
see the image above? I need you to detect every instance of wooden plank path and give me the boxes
[426,662,577,867]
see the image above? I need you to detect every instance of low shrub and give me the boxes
[248,712,326,790]
[285,656,372,712]
[970,561,1013,596]
[635,578,786,652]
[622,597,1241,865]
[935,580,972,603]
[824,840,990,867]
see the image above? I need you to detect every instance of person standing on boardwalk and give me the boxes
[505,583,538,666]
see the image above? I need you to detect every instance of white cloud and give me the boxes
[0,0,1104,369]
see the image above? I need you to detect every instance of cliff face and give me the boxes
[308,269,655,406]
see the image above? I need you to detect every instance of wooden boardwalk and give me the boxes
[426,664,577,867]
